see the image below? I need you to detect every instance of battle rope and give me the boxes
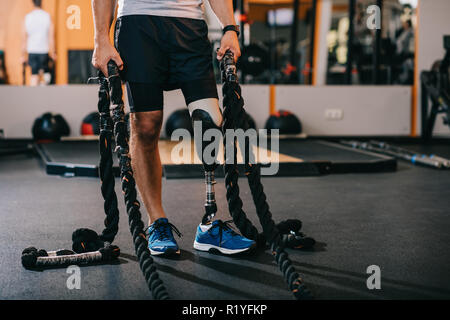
[220,51,314,300]
[99,62,169,300]
[21,72,121,269]
[22,62,169,300]
[72,71,120,253]
[21,55,313,300]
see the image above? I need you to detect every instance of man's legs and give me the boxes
[114,15,180,256]
[30,74,40,86]
[129,110,165,225]
[130,109,181,256]
[29,54,47,86]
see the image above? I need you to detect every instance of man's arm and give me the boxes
[91,0,123,76]
[208,0,241,61]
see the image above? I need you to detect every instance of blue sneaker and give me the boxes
[194,220,256,254]
[147,218,182,256]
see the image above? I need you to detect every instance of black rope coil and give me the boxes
[220,52,313,300]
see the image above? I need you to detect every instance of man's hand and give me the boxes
[209,0,239,61]
[21,54,28,65]
[91,0,120,76]
[92,38,123,77]
[49,52,57,61]
[217,31,241,62]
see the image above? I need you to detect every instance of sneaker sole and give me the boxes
[193,241,254,255]
[149,248,181,256]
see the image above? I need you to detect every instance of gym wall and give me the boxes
[276,85,411,136]
[1,0,447,138]
[0,85,410,138]
[0,85,269,139]
[0,86,99,138]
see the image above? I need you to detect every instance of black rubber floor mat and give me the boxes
[36,139,396,178]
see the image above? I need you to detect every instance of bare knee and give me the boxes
[131,111,163,146]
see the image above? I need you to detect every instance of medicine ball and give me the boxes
[165,109,193,138]
[265,110,302,135]
[32,112,70,141]
[54,114,70,136]
[81,112,100,135]
[238,44,270,77]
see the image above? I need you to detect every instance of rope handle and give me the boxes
[220,51,238,83]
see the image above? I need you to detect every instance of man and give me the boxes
[22,0,56,86]
[396,20,414,57]
[395,19,415,84]
[92,0,255,256]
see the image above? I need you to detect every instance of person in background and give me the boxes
[22,0,56,86]
[352,3,372,84]
[394,19,415,84]
[396,20,414,58]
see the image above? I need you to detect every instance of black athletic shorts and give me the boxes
[115,15,219,112]
[28,53,49,75]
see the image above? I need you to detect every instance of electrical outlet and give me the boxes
[325,109,344,120]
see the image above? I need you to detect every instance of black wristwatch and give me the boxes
[223,25,240,37]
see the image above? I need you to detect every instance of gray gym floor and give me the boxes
[1,151,450,300]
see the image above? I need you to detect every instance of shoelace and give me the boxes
[146,221,182,242]
[208,220,239,246]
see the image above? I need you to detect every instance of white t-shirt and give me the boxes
[118,0,204,20]
[25,9,51,54]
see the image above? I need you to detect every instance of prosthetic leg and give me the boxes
[203,168,218,224]
[189,99,223,224]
